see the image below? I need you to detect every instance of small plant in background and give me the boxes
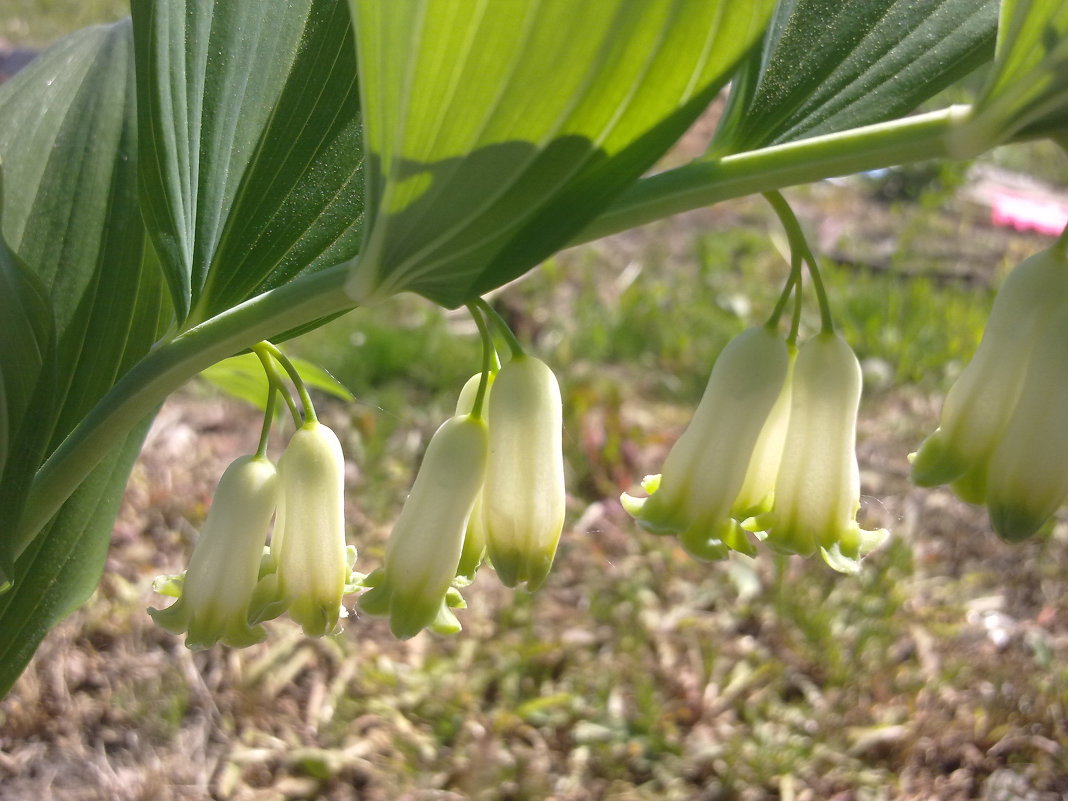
[0,0,1066,723]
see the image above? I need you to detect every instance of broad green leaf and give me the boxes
[201,352,354,412]
[0,23,168,687]
[711,0,998,154]
[0,422,152,698]
[132,0,365,325]
[960,0,1068,147]
[347,0,774,309]
[0,21,171,453]
[0,180,55,586]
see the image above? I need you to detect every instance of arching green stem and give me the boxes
[255,388,278,459]
[763,191,835,333]
[255,342,317,424]
[15,264,355,559]
[474,298,525,359]
[466,302,496,420]
[252,344,302,427]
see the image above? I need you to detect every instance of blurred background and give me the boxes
[2,6,1068,800]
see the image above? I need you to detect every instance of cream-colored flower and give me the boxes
[622,326,790,560]
[984,301,1068,540]
[483,355,565,590]
[149,455,278,649]
[359,414,488,638]
[749,331,886,573]
[272,422,350,637]
[912,245,1068,491]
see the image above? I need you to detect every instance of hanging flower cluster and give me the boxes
[151,303,567,647]
[622,192,887,573]
[912,240,1068,541]
[622,326,886,573]
[358,301,567,638]
[150,419,359,648]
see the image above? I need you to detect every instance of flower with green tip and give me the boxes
[621,325,791,561]
[483,355,565,590]
[982,300,1068,541]
[271,421,351,637]
[149,455,278,649]
[912,245,1068,496]
[747,331,886,572]
[912,242,1068,540]
[359,413,488,639]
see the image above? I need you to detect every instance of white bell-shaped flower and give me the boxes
[622,325,790,560]
[912,245,1068,491]
[149,455,278,649]
[359,414,488,638]
[272,421,350,637]
[985,301,1068,540]
[483,355,565,590]
[749,331,886,572]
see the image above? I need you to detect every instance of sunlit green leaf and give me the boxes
[347,0,774,309]
[132,0,365,325]
[201,352,354,412]
[711,0,998,154]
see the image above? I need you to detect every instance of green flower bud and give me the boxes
[359,414,488,639]
[751,331,886,572]
[273,422,350,637]
[149,455,278,649]
[622,326,789,561]
[483,355,565,590]
[912,245,1068,489]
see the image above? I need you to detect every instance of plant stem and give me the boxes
[474,299,525,359]
[466,303,495,420]
[574,105,973,246]
[15,265,355,559]
[252,344,302,427]
[763,191,834,332]
[258,342,318,424]
[256,388,277,459]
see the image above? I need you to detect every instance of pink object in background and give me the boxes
[991,191,1068,236]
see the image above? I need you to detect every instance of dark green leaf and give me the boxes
[0,422,152,697]
[132,0,365,325]
[711,0,998,154]
[0,178,55,586]
[347,0,774,309]
[0,22,167,687]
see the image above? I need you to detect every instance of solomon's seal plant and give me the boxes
[1,0,1067,696]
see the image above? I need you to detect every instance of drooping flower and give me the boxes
[982,302,1068,540]
[359,414,488,638]
[747,331,887,572]
[621,325,791,561]
[453,372,494,583]
[269,421,351,637]
[912,242,1068,540]
[482,355,566,590]
[912,245,1068,490]
[149,455,278,649]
